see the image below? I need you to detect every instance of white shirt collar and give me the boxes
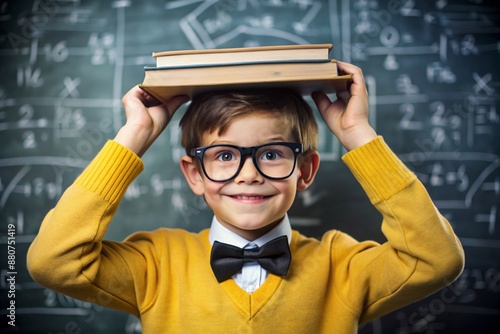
[208,214,292,248]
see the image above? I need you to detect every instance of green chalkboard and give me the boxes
[1,0,499,333]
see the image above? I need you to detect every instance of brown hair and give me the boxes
[179,88,318,154]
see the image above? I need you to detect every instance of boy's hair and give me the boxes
[179,88,318,155]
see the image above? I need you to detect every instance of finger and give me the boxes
[337,62,367,96]
[311,91,332,114]
[337,61,362,77]
[141,92,162,108]
[135,85,189,114]
[311,91,345,130]
[133,86,165,108]
[164,95,190,114]
[122,85,147,113]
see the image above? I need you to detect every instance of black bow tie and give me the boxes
[210,236,291,283]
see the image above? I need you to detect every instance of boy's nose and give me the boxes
[234,157,264,183]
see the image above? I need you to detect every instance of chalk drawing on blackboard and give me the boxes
[177,0,322,49]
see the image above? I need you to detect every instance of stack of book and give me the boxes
[140,43,351,104]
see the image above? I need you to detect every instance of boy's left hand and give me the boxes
[311,62,376,151]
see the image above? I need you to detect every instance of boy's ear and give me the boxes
[297,150,320,191]
[180,155,205,196]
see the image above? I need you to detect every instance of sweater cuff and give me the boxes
[75,140,144,203]
[341,136,416,204]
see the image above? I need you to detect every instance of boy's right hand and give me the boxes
[114,85,189,157]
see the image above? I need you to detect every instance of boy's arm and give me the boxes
[27,86,188,315]
[28,141,146,315]
[340,136,464,322]
[312,64,464,321]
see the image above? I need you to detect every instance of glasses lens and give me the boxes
[200,143,299,181]
[255,144,296,179]
[202,146,241,181]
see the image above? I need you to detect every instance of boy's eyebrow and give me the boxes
[206,136,291,146]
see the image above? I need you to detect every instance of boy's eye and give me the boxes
[216,151,237,161]
[261,150,281,161]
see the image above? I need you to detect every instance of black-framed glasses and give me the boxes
[190,142,303,182]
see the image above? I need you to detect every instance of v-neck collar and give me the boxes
[219,273,283,319]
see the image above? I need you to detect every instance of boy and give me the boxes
[28,62,464,333]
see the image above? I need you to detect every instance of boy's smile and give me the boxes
[181,111,318,240]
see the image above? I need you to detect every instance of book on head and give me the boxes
[153,44,333,67]
[140,44,352,104]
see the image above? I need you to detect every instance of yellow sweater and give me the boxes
[27,137,464,334]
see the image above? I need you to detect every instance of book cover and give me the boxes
[142,60,339,86]
[140,74,352,105]
[153,44,333,67]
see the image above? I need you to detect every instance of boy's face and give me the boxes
[181,111,319,241]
